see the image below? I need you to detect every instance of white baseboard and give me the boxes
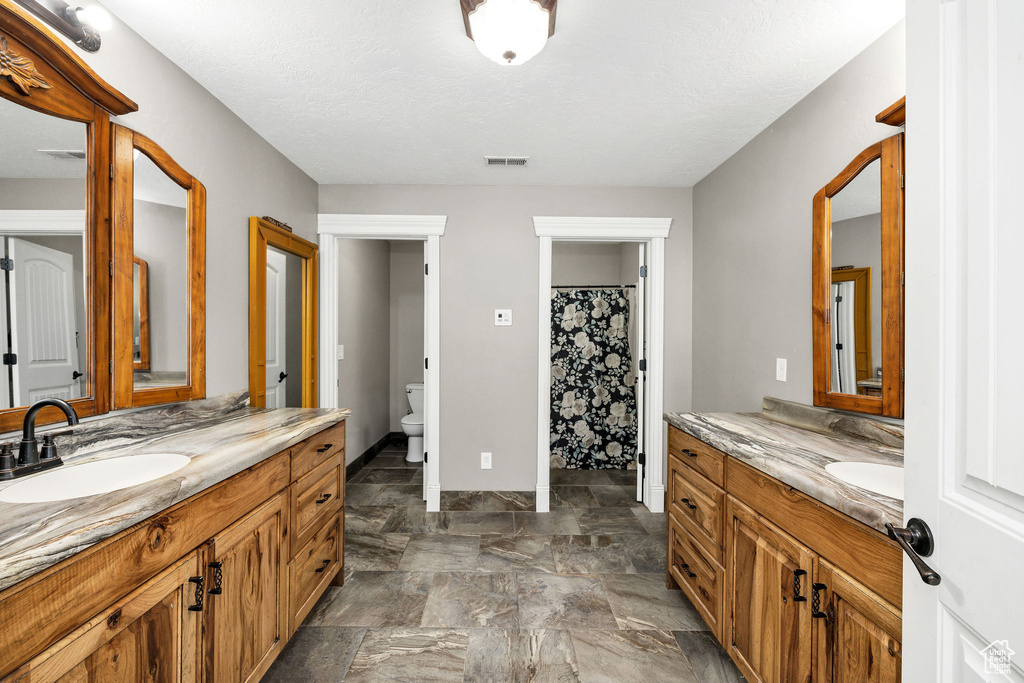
[426,484,441,512]
[647,484,666,513]
[535,486,550,513]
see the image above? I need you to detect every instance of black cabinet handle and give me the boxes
[679,497,698,511]
[316,443,334,453]
[811,583,828,619]
[314,559,330,573]
[677,561,696,579]
[315,493,332,505]
[188,576,205,612]
[793,569,807,602]
[207,561,223,595]
[682,449,698,458]
[886,519,941,586]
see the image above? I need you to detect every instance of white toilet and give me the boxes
[401,383,425,463]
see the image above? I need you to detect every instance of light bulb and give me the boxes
[468,0,551,66]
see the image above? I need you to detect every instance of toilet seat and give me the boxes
[401,413,423,427]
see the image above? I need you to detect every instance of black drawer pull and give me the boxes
[677,562,697,579]
[316,443,334,453]
[314,559,330,573]
[811,583,828,619]
[679,497,698,511]
[792,569,807,602]
[681,449,698,458]
[207,561,223,595]
[315,493,332,505]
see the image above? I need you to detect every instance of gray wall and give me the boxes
[389,241,424,432]
[338,239,391,464]
[831,213,882,374]
[71,13,318,398]
[551,243,623,285]
[319,185,693,491]
[0,179,86,210]
[133,199,187,373]
[691,22,905,412]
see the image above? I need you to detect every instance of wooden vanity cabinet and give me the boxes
[0,421,346,683]
[726,497,813,683]
[666,425,902,683]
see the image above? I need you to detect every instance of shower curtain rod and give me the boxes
[551,284,636,289]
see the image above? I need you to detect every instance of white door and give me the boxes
[8,238,81,404]
[905,1,1024,679]
[634,243,646,504]
[265,248,288,409]
[0,266,10,410]
[423,241,429,501]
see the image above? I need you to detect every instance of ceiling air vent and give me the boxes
[40,150,86,160]
[485,156,529,167]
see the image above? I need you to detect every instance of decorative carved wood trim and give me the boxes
[0,0,136,114]
[459,0,557,40]
[0,35,49,94]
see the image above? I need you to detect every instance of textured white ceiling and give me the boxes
[98,0,904,187]
[0,99,86,178]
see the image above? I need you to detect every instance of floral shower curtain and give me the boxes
[549,288,637,469]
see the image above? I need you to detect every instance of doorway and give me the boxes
[534,217,672,513]
[248,217,318,408]
[318,214,447,511]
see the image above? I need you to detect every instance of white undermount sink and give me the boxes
[825,461,904,500]
[0,453,191,504]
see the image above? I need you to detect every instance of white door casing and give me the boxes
[318,215,447,512]
[265,248,288,409]
[904,0,1024,680]
[534,217,671,514]
[634,243,647,503]
[9,238,81,404]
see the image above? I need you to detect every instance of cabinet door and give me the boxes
[815,560,901,683]
[205,491,288,683]
[11,552,203,682]
[725,497,813,683]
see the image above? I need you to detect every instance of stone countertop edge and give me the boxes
[0,407,350,592]
[664,411,903,535]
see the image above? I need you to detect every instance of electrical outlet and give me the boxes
[481,452,492,469]
[494,309,513,327]
[336,345,345,360]
[776,358,787,382]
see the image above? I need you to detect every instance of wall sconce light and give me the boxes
[460,0,557,66]
[15,0,112,52]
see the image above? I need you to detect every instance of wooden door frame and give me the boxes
[533,217,672,513]
[248,217,318,408]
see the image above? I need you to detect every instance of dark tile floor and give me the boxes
[263,445,744,682]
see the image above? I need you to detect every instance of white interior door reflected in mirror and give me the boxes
[8,237,82,405]
[265,247,287,408]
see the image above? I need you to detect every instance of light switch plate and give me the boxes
[494,309,512,327]
[337,345,345,360]
[481,452,492,469]
[776,358,787,382]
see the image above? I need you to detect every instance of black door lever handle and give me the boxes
[886,518,941,586]
[278,372,288,383]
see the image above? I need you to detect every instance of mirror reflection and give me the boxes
[829,157,882,397]
[0,97,88,409]
[264,246,303,408]
[132,151,188,389]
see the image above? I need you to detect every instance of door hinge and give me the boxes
[0,258,13,271]
[637,452,646,466]
[639,359,647,372]
[639,265,648,278]
[109,261,113,277]
[109,360,113,374]
[901,173,905,189]
[2,353,16,366]
[424,263,428,276]
[423,452,428,463]
[900,272,905,286]
[901,368,905,383]
[110,164,114,180]
[424,358,428,370]
[825,309,830,324]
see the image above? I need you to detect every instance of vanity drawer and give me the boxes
[290,455,343,557]
[291,421,346,482]
[668,457,725,561]
[668,426,725,488]
[289,515,341,635]
[669,515,724,640]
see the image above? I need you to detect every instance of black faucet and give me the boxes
[0,398,79,480]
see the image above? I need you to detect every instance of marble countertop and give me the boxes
[664,410,903,534]
[0,394,350,592]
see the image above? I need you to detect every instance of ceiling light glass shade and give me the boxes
[468,0,551,66]
[71,6,113,31]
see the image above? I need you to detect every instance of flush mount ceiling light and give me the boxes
[460,0,557,66]
[15,0,112,52]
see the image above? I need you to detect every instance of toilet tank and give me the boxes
[406,383,425,414]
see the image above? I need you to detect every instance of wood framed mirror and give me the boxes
[812,132,904,418]
[112,125,205,408]
[0,0,136,429]
[248,217,318,408]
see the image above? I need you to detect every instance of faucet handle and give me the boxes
[0,443,14,472]
[40,434,59,461]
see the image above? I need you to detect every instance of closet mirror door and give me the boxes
[112,125,205,409]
